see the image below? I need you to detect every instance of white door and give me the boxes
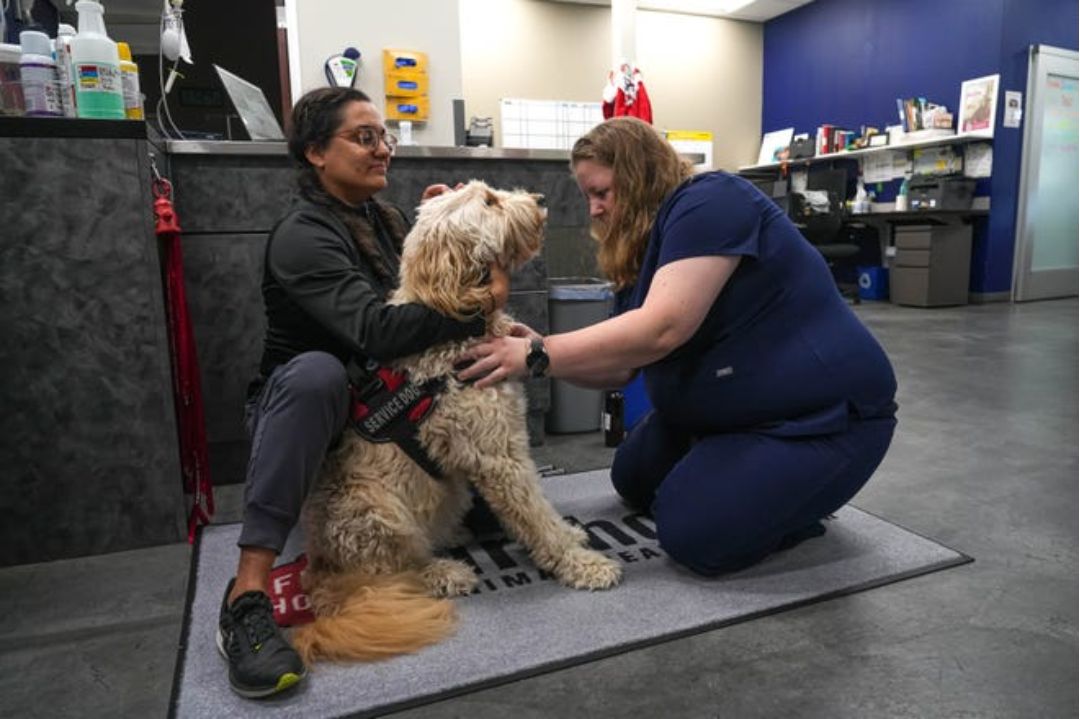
[1012,45,1079,302]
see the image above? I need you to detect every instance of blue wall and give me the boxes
[763,0,1078,295]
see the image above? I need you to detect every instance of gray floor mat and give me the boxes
[170,469,971,718]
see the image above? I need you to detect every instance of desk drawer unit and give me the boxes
[890,224,972,307]
[895,248,932,267]
[894,227,933,250]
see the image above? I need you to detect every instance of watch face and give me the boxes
[527,339,549,377]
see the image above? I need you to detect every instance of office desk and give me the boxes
[851,209,988,307]
[850,208,989,226]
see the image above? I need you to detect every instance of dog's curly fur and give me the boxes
[292,181,622,665]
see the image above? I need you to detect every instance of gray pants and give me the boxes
[238,351,349,552]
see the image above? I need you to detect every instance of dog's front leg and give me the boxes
[470,457,622,591]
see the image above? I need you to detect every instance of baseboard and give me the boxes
[968,291,1011,304]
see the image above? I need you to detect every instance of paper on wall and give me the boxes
[963,143,993,177]
[912,145,962,175]
[861,150,902,183]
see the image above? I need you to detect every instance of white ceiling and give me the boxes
[81,0,812,24]
[547,0,814,22]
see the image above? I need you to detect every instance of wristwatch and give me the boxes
[525,337,550,378]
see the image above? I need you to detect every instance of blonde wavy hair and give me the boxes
[571,117,692,290]
[394,180,546,322]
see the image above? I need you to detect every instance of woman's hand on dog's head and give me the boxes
[508,322,542,342]
[455,335,530,389]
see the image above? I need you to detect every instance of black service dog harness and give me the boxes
[347,360,447,480]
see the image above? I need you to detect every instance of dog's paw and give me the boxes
[554,546,623,591]
[565,523,590,547]
[421,558,478,597]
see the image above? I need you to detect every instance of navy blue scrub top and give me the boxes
[615,172,896,438]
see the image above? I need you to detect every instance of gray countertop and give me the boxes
[165,140,572,161]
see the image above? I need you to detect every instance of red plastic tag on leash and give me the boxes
[268,554,315,627]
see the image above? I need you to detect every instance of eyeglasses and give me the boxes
[337,125,398,154]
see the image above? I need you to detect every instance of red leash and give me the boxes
[152,167,214,542]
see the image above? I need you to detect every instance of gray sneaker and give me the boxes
[216,579,307,698]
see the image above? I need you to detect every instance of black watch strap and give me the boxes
[525,337,550,378]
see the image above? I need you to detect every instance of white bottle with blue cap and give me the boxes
[19,28,63,116]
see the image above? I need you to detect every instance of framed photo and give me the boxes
[757,127,794,165]
[958,74,1000,137]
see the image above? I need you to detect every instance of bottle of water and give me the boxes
[603,390,625,448]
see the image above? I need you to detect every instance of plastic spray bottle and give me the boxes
[19,29,63,116]
[116,42,143,120]
[853,175,869,214]
[896,175,910,212]
[54,23,78,118]
[70,0,125,119]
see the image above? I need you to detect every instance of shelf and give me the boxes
[738,131,993,173]
[0,117,147,140]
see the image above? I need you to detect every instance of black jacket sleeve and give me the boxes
[269,209,484,362]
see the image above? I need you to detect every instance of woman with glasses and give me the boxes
[216,87,487,700]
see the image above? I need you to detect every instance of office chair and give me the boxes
[790,168,862,303]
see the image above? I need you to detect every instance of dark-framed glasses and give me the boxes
[338,125,398,154]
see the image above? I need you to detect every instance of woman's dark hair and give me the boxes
[287,87,397,284]
[287,86,372,166]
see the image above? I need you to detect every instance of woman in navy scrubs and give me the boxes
[459,117,897,575]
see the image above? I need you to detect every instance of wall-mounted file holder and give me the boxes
[382,49,428,73]
[385,96,430,121]
[383,48,429,122]
[384,69,428,97]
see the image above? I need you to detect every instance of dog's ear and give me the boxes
[399,182,495,320]
[399,180,546,320]
[496,191,545,270]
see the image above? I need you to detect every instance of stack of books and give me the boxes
[896,97,954,132]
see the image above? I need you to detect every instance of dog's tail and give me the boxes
[291,570,456,664]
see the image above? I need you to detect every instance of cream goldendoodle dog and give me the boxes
[291,181,622,664]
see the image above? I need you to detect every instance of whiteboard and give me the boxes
[500,99,604,150]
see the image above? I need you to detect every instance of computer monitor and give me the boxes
[213,64,285,141]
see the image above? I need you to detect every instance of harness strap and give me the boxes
[347,361,448,480]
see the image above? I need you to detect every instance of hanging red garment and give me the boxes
[153,171,214,543]
[601,63,653,124]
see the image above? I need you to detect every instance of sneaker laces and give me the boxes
[236,596,279,651]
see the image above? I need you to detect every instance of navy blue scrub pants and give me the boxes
[610,409,896,576]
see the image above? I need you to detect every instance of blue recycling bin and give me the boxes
[622,373,652,432]
[857,266,890,301]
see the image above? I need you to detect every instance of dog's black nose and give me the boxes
[533,194,546,208]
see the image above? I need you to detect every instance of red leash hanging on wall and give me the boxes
[151,159,214,542]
